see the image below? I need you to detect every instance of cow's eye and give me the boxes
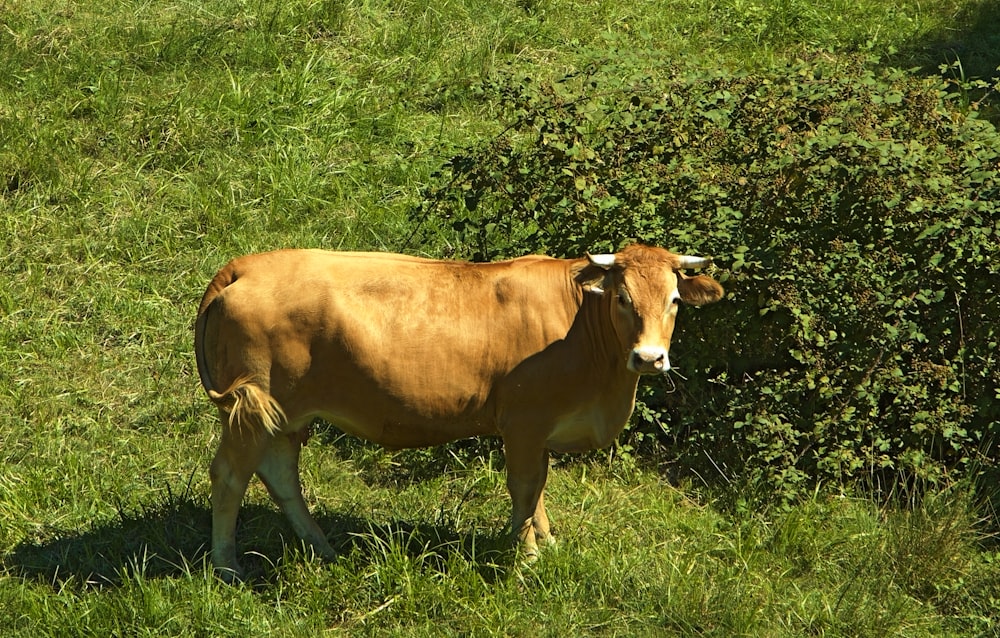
[617,290,631,307]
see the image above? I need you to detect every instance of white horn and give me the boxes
[677,255,713,269]
[586,253,617,268]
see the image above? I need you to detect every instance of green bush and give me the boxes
[413,51,1000,498]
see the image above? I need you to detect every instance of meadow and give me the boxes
[2,0,999,635]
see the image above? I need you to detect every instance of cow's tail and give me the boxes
[195,265,286,437]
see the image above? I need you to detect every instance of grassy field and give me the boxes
[2,0,999,635]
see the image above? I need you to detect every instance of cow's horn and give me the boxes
[587,253,617,268]
[677,255,713,269]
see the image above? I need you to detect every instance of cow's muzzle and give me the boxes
[629,347,670,374]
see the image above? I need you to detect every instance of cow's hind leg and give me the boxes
[256,429,336,562]
[210,423,270,582]
[503,437,552,561]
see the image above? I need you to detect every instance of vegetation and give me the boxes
[2,0,999,635]
[417,52,1000,498]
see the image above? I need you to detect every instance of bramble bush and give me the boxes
[413,51,1000,498]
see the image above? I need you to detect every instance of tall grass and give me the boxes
[2,0,998,635]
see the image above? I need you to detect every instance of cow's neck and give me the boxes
[538,290,642,452]
[571,291,641,392]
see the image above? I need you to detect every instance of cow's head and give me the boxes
[574,244,724,374]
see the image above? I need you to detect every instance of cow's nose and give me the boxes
[629,347,670,374]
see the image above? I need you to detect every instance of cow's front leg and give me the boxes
[256,428,336,562]
[532,487,556,548]
[503,437,552,560]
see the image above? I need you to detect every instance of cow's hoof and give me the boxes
[214,565,244,584]
[519,546,540,567]
[311,541,338,563]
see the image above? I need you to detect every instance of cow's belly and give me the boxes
[289,383,498,449]
[272,336,505,448]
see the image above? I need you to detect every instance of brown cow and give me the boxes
[194,244,723,580]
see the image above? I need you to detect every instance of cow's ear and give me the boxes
[573,261,612,295]
[677,272,724,306]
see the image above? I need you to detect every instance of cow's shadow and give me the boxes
[3,486,511,589]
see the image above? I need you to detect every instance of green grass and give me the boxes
[4,458,998,636]
[2,0,999,635]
